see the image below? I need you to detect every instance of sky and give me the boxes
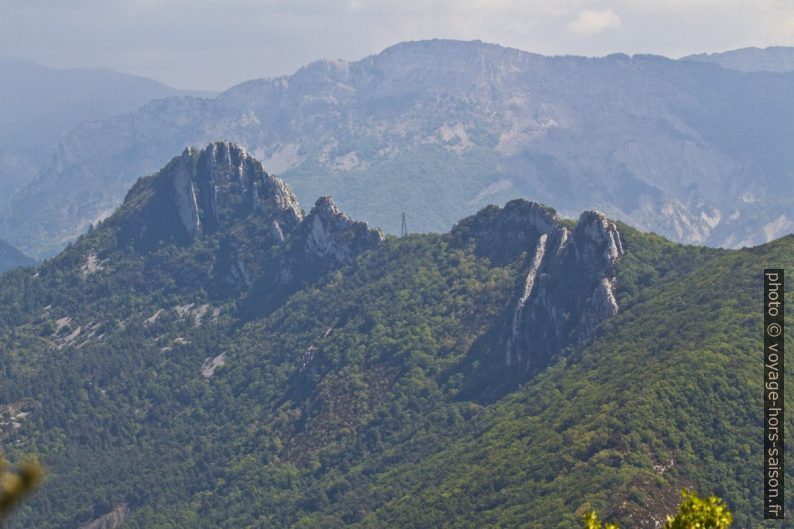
[3,0,794,91]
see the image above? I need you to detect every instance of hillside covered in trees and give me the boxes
[0,142,789,528]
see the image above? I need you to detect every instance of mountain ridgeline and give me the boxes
[0,239,35,273]
[101,142,384,304]
[104,142,623,370]
[0,141,791,528]
[6,40,794,258]
[684,46,794,73]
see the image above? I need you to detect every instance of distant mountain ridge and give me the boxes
[0,238,35,273]
[5,40,794,257]
[0,57,215,216]
[684,46,794,72]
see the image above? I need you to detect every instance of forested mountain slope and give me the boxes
[0,142,789,529]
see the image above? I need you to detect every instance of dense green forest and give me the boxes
[0,143,790,528]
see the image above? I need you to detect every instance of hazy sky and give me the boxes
[3,0,794,91]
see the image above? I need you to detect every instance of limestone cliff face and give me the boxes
[191,142,303,236]
[454,199,624,371]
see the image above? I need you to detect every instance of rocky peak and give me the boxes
[91,141,386,304]
[573,210,624,265]
[302,196,385,266]
[454,200,624,372]
[189,141,303,235]
[451,199,565,265]
[116,141,302,249]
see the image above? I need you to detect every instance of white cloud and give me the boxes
[566,8,622,35]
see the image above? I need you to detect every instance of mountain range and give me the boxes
[0,239,35,273]
[0,58,214,214]
[684,46,794,73]
[0,141,790,528]
[3,40,794,259]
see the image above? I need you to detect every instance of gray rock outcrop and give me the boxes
[114,141,302,251]
[302,196,385,266]
[102,141,382,302]
[454,199,624,371]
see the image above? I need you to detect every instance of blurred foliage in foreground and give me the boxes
[584,489,732,529]
[0,453,42,520]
